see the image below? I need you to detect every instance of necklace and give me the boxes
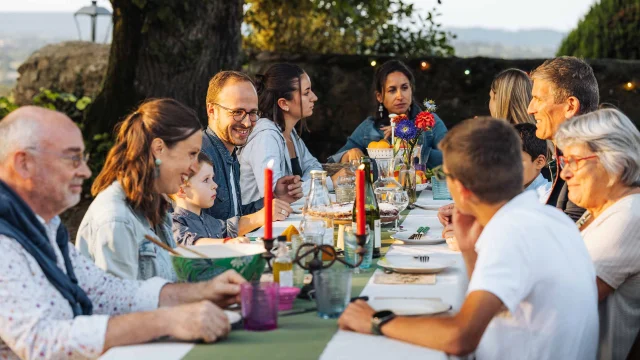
[576,211,592,230]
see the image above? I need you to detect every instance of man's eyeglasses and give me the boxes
[432,165,454,182]
[26,148,90,169]
[558,155,598,171]
[213,103,261,123]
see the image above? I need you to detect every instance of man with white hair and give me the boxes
[0,107,247,359]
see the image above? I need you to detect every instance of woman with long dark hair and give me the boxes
[76,98,203,280]
[328,59,448,168]
[238,63,334,203]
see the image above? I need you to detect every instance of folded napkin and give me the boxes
[373,273,436,285]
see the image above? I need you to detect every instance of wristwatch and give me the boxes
[371,310,396,336]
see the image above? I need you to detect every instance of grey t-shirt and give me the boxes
[582,193,640,360]
[172,206,239,246]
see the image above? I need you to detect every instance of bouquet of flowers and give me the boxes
[391,99,437,167]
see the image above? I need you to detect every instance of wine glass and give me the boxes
[385,188,409,232]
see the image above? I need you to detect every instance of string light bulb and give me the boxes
[626,82,635,90]
[464,69,471,75]
[420,61,431,70]
[370,60,377,67]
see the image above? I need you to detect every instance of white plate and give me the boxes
[378,257,455,274]
[369,298,451,316]
[224,310,242,325]
[416,183,431,191]
[391,231,445,245]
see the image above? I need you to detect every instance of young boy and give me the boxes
[338,117,598,359]
[170,152,248,245]
[514,123,552,203]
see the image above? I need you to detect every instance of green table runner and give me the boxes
[183,212,410,360]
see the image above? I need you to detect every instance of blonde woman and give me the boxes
[489,68,536,125]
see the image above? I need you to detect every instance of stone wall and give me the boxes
[13,41,109,105]
[14,43,640,162]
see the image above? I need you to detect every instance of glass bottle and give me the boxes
[352,156,381,258]
[273,235,293,287]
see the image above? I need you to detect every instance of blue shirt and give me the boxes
[328,103,448,168]
[525,172,552,203]
[171,206,239,246]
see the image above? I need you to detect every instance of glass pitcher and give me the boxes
[372,157,403,194]
[303,170,331,213]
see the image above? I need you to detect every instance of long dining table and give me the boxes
[100,190,469,360]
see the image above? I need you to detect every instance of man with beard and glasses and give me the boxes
[202,71,303,235]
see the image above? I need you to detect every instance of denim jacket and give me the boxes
[237,118,331,204]
[328,104,448,168]
[75,181,177,281]
[201,127,264,221]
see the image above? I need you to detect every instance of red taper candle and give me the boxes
[355,168,366,235]
[264,159,274,239]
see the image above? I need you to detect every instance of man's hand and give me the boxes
[452,208,484,252]
[340,148,365,163]
[437,203,454,226]
[166,301,230,343]
[337,300,376,334]
[274,175,303,203]
[202,270,247,308]
[442,223,455,239]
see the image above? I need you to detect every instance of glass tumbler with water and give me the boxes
[314,266,353,319]
[335,175,356,203]
[343,225,372,271]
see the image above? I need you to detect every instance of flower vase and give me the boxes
[399,165,417,205]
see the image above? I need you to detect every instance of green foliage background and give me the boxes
[557,0,640,59]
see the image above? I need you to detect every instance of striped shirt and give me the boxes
[582,193,640,360]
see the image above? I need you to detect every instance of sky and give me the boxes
[0,0,598,32]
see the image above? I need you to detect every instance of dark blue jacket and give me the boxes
[201,127,264,221]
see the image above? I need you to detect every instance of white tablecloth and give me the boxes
[319,190,467,360]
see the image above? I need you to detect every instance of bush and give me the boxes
[0,88,112,195]
[558,0,640,59]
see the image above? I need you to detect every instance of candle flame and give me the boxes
[267,159,275,169]
[358,164,365,170]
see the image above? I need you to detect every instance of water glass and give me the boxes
[343,225,372,271]
[290,234,309,288]
[335,175,356,203]
[386,188,409,231]
[431,176,453,200]
[299,217,326,246]
[313,266,353,319]
[241,282,279,331]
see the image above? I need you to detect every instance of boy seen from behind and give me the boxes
[170,153,249,245]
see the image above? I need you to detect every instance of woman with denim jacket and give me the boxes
[238,63,346,203]
[328,60,448,168]
[76,99,202,281]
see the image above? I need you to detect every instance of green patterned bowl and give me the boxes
[171,243,267,282]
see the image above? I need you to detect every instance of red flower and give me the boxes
[415,111,435,130]
[392,114,408,124]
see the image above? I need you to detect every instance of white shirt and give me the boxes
[0,216,169,360]
[468,191,599,360]
[581,194,640,360]
[229,167,240,216]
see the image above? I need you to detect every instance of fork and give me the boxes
[409,226,429,239]
[414,255,429,262]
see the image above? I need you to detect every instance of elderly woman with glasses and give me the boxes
[555,108,640,360]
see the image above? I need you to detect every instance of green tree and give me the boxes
[244,0,455,56]
[557,0,640,59]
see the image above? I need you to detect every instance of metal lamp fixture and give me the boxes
[74,0,112,43]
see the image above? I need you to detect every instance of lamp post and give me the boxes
[74,0,112,43]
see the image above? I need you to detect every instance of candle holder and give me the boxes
[260,233,368,299]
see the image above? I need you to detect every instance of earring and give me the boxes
[154,158,162,178]
[284,107,289,112]
[378,103,384,118]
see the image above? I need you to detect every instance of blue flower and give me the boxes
[396,119,418,141]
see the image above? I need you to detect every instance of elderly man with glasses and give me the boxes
[0,106,252,359]
[201,71,303,234]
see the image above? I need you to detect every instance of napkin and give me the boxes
[373,273,436,285]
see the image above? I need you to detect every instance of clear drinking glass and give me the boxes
[290,234,309,288]
[386,188,409,231]
[299,216,326,246]
[343,225,372,272]
[314,266,353,319]
[335,175,356,203]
